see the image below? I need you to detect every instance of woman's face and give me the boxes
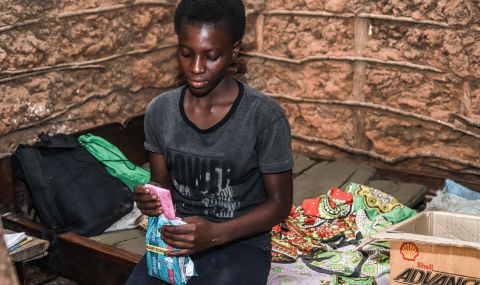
[177,23,239,97]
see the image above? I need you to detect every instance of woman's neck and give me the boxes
[186,76,238,109]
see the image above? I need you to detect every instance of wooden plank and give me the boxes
[0,157,15,213]
[0,157,30,214]
[2,214,141,285]
[376,167,480,192]
[305,153,480,192]
[57,232,141,285]
[117,115,148,166]
[292,153,316,177]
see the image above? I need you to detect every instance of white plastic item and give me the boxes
[426,190,480,215]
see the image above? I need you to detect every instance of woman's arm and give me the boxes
[134,152,173,216]
[162,170,293,256]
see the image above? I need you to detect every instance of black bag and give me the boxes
[13,133,133,237]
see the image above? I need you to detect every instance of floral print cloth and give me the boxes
[271,183,416,280]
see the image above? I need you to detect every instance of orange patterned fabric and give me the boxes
[271,189,359,262]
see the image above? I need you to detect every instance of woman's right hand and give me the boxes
[134,184,163,216]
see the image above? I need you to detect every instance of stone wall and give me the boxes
[0,0,180,155]
[1,0,479,180]
[238,0,480,180]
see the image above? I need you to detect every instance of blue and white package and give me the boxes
[146,214,196,284]
[444,179,480,200]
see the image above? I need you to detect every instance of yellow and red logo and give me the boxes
[400,242,419,261]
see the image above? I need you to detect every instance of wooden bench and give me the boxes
[1,115,479,284]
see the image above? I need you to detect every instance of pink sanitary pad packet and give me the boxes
[145,184,176,220]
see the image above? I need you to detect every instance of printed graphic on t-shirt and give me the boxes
[165,149,240,218]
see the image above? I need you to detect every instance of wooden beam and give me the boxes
[0,157,30,214]
[300,151,480,192]
[0,157,15,213]
[352,17,369,149]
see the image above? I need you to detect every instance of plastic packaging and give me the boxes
[426,180,480,215]
[444,179,480,200]
[146,215,196,284]
[144,184,176,220]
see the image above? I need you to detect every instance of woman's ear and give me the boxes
[232,40,242,58]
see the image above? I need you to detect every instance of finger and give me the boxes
[136,193,159,203]
[166,249,192,257]
[162,236,193,249]
[141,209,163,216]
[134,184,149,194]
[162,224,194,235]
[136,201,160,211]
[161,230,193,243]
[138,201,162,210]
[134,186,161,203]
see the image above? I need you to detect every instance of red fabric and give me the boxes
[301,196,321,217]
[329,188,353,204]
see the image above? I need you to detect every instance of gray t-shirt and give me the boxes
[144,80,293,250]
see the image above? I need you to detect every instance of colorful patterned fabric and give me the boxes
[359,241,390,277]
[355,209,392,238]
[271,215,332,262]
[318,276,377,285]
[271,183,417,279]
[304,249,364,276]
[303,241,390,278]
[345,183,416,224]
[271,239,298,263]
[272,189,360,262]
[303,188,353,220]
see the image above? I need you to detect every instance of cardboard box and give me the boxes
[373,211,480,285]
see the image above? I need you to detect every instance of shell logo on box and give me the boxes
[392,239,480,285]
[400,242,419,261]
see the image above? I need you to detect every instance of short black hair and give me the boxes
[174,0,246,43]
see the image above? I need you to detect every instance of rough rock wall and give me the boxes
[1,0,479,180]
[0,0,179,155]
[238,0,480,180]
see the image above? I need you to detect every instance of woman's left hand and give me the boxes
[161,216,222,256]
